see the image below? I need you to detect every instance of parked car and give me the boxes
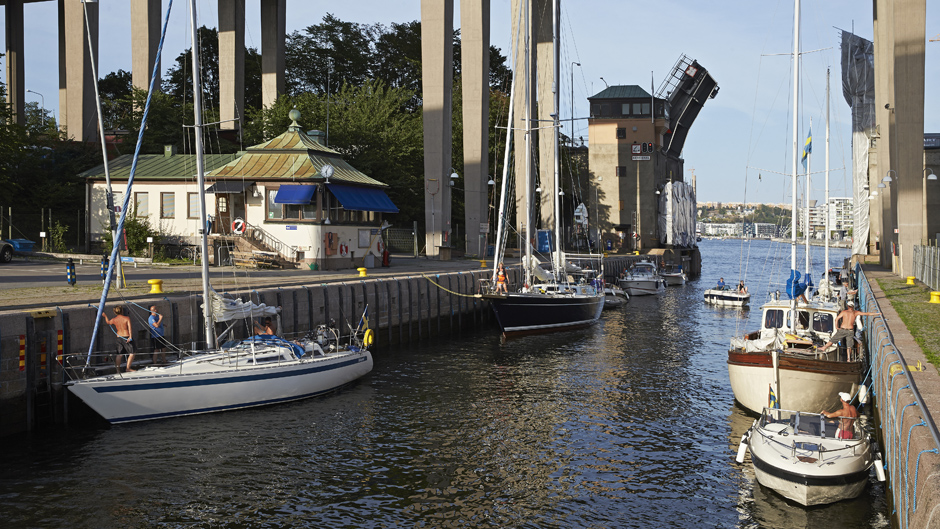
[0,240,13,263]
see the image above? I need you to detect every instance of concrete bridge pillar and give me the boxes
[219,0,245,131]
[260,0,286,109]
[130,0,162,94]
[60,0,98,142]
[460,0,490,258]
[5,0,25,125]
[420,0,454,259]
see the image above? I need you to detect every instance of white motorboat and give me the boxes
[704,286,750,307]
[736,407,884,506]
[618,261,665,296]
[65,0,372,424]
[660,265,687,286]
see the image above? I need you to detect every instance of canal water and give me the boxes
[0,239,890,528]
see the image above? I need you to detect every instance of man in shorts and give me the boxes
[821,392,858,439]
[816,301,878,352]
[102,306,136,372]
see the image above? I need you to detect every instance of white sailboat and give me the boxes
[65,0,372,424]
[726,1,864,416]
[731,0,882,506]
[482,0,604,336]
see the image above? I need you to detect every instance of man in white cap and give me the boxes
[821,392,858,439]
[816,300,879,352]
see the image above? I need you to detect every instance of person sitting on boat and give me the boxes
[496,263,508,293]
[820,392,858,439]
[737,280,748,294]
[716,277,726,290]
[815,301,878,351]
[254,316,276,336]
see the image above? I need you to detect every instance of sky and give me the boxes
[2,0,938,206]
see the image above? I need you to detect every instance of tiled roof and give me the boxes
[589,85,652,100]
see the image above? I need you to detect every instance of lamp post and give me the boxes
[570,62,580,146]
[599,77,608,88]
[26,89,44,127]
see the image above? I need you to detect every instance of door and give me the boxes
[215,194,231,234]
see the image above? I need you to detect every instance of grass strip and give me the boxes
[877,277,940,369]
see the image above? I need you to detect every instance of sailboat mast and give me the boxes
[189,0,214,346]
[552,0,562,279]
[805,118,812,278]
[789,0,800,332]
[824,68,830,290]
[523,0,533,288]
[492,67,517,281]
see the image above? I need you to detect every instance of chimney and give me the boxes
[306,130,326,145]
[164,144,177,157]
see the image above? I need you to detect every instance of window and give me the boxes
[267,188,283,220]
[764,309,784,329]
[615,166,626,177]
[217,196,228,213]
[112,191,123,214]
[642,103,650,115]
[134,192,148,217]
[632,103,642,115]
[616,127,626,139]
[813,312,834,333]
[161,192,175,218]
[188,192,199,218]
[302,202,317,220]
[622,103,630,116]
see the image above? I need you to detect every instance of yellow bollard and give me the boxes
[357,267,367,277]
[480,260,487,268]
[930,291,940,304]
[148,279,164,294]
[906,276,916,285]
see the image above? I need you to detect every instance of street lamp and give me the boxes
[926,168,937,181]
[599,77,609,88]
[26,89,44,127]
[883,169,896,184]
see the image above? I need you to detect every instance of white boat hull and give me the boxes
[727,360,859,415]
[704,288,750,306]
[744,409,875,506]
[618,278,665,296]
[68,349,373,423]
[661,272,686,286]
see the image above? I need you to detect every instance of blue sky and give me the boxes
[2,0,938,205]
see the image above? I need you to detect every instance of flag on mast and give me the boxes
[801,127,812,170]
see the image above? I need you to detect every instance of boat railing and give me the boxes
[857,264,940,528]
[759,407,868,457]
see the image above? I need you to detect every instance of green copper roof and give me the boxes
[79,154,239,180]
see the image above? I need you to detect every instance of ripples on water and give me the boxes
[0,240,890,528]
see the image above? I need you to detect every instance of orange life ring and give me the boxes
[339,243,349,257]
[377,240,384,254]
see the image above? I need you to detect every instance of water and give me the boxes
[0,240,890,528]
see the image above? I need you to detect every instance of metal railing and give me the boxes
[243,221,298,262]
[913,244,940,291]
[857,264,940,529]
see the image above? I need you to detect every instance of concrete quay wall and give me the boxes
[859,265,940,528]
[0,268,502,436]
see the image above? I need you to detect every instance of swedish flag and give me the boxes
[768,384,779,409]
[357,305,370,332]
[801,127,812,170]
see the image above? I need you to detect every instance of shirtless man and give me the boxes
[821,392,858,439]
[102,306,136,372]
[816,300,878,351]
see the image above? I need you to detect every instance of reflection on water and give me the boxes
[0,240,888,528]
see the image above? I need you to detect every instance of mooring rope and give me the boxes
[423,274,482,298]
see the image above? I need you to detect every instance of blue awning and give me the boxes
[327,183,399,213]
[274,185,317,204]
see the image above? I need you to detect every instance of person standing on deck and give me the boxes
[816,301,878,351]
[102,306,135,372]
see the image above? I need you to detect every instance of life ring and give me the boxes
[363,329,374,347]
[376,240,384,254]
[232,218,246,235]
[339,243,349,257]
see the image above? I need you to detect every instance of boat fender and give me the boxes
[874,454,886,482]
[858,385,869,405]
[363,329,374,348]
[735,433,749,463]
